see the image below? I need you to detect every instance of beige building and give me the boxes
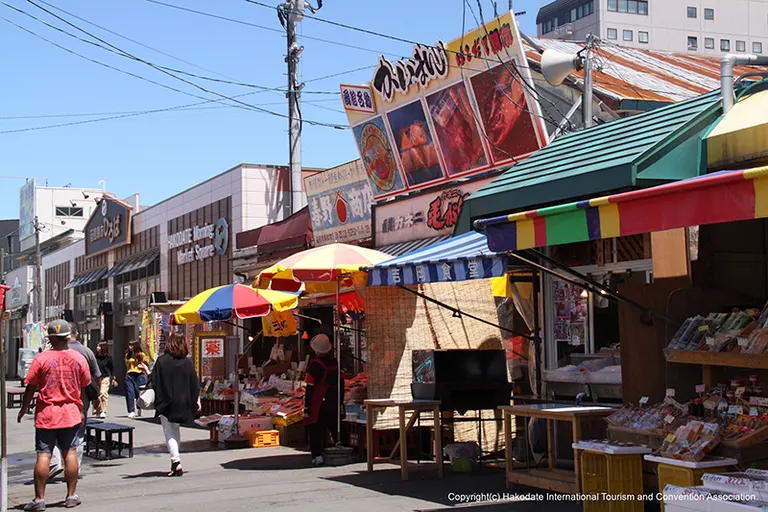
[537,0,768,55]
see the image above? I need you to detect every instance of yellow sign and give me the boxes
[262,310,298,337]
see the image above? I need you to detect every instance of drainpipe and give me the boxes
[721,54,768,114]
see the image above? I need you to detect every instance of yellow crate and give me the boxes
[272,411,303,427]
[245,429,280,448]
[580,451,645,512]
[657,463,731,511]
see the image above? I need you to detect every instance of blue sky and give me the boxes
[0,0,547,219]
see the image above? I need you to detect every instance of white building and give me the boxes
[18,181,105,253]
[537,0,768,55]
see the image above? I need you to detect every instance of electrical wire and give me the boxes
[145,0,405,59]
[472,0,570,131]
[22,0,347,128]
[5,1,338,95]
[458,0,519,164]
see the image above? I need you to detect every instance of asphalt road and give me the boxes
[3,389,583,512]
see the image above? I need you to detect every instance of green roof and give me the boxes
[455,90,723,234]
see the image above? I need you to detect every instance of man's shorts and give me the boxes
[35,427,81,454]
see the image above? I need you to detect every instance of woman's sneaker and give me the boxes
[127,412,136,419]
[23,499,45,511]
[99,412,106,419]
[64,495,81,508]
[311,456,324,466]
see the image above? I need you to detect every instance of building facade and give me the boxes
[537,0,768,55]
[0,219,20,277]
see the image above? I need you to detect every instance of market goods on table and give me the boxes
[667,304,768,353]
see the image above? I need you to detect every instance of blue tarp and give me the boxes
[366,231,507,286]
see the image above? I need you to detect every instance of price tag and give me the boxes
[751,407,759,416]
[639,396,649,405]
[751,397,761,405]
[704,400,716,410]
[706,337,716,346]
[665,434,676,443]
[760,398,768,407]
[664,414,676,424]
[666,388,676,398]
[695,384,706,393]
[738,338,750,347]
[699,325,710,332]
[728,405,744,415]
[719,401,729,411]
[736,387,747,397]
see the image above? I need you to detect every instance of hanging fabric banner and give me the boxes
[262,309,298,337]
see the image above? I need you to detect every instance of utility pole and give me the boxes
[34,217,43,323]
[583,34,595,128]
[279,0,321,215]
[1,248,7,512]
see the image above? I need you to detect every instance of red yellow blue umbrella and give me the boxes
[171,284,299,325]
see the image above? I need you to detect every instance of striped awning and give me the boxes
[376,235,451,258]
[476,166,768,253]
[367,231,507,286]
[64,268,107,290]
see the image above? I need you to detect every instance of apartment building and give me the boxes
[537,0,768,55]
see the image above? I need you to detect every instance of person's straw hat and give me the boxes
[310,334,332,355]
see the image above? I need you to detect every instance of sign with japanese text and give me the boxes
[19,180,35,240]
[374,176,494,246]
[85,196,132,256]
[261,309,298,337]
[340,84,376,114]
[202,337,224,358]
[305,159,374,245]
[343,11,547,201]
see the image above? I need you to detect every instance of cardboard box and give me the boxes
[277,423,306,448]
[238,416,274,433]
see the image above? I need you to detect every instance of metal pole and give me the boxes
[34,217,43,323]
[1,248,8,512]
[286,0,303,215]
[583,34,594,128]
[335,273,341,445]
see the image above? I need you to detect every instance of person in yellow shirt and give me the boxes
[124,341,149,419]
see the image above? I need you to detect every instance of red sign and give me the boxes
[427,190,469,231]
[203,338,224,358]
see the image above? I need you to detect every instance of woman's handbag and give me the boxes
[138,387,155,410]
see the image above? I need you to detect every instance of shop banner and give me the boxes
[262,309,298,337]
[85,196,132,256]
[375,176,494,246]
[26,322,44,351]
[367,255,505,286]
[342,10,547,201]
[19,180,35,240]
[305,160,374,246]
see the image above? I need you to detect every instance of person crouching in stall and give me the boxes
[304,334,344,466]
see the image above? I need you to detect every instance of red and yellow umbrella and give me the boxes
[171,284,300,325]
[255,243,392,292]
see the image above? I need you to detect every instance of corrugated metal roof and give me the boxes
[456,90,723,233]
[525,38,758,103]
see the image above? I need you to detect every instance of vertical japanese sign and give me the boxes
[19,180,35,241]
[201,336,224,381]
[305,159,375,245]
[342,10,547,201]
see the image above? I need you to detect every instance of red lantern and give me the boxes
[0,284,9,313]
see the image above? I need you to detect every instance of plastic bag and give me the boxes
[443,442,480,461]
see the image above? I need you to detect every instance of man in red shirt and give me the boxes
[17,320,91,511]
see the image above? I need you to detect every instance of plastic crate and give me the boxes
[272,411,303,427]
[580,451,645,512]
[245,429,280,448]
[657,464,731,511]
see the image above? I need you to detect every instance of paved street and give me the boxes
[3,388,583,511]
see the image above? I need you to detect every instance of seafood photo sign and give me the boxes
[342,10,547,201]
[304,159,374,246]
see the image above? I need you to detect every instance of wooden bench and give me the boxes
[7,390,36,410]
[84,422,134,460]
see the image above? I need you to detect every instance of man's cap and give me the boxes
[47,319,71,338]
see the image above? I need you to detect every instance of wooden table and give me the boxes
[499,403,615,494]
[364,399,443,481]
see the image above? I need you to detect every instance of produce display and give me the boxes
[659,421,721,461]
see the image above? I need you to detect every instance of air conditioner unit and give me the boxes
[554,23,574,39]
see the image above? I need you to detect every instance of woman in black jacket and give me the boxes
[150,334,200,477]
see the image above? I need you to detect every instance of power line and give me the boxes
[37,0,237,81]
[22,0,347,128]
[4,1,338,95]
[145,0,405,59]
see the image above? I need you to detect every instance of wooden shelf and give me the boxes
[664,349,768,370]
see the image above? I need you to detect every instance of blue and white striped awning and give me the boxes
[367,231,507,286]
[376,235,451,258]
